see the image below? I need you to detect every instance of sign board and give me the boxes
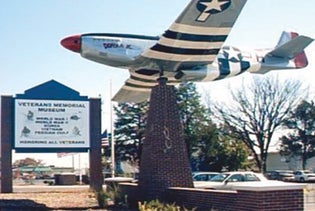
[14,99,90,149]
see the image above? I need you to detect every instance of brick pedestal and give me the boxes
[137,78,193,201]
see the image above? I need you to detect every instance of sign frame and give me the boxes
[13,80,91,153]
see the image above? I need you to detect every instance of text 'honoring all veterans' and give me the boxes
[14,99,90,148]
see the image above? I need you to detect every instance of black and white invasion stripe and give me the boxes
[143,23,231,62]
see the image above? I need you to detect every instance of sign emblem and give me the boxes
[196,0,231,22]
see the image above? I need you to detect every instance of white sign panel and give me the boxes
[15,99,90,148]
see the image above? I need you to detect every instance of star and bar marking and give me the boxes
[196,0,231,22]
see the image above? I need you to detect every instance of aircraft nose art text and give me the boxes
[60,35,81,53]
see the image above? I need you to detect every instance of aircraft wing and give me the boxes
[112,84,151,103]
[141,0,247,64]
[112,72,179,103]
[114,0,248,103]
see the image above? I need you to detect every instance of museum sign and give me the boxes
[14,99,90,149]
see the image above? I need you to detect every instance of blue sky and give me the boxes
[1,0,314,167]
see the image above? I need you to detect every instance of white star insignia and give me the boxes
[224,47,241,62]
[197,0,230,22]
[201,0,229,12]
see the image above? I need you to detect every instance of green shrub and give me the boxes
[96,189,110,208]
[96,185,128,209]
[138,199,196,211]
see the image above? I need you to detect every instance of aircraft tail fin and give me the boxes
[267,31,313,68]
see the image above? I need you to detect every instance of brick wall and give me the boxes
[235,189,303,211]
[167,187,304,211]
[167,188,237,210]
[120,184,304,211]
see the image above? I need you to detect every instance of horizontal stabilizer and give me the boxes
[268,35,313,59]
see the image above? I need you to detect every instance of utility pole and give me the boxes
[110,80,115,177]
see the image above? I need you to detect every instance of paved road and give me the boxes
[13,179,104,193]
[13,184,91,193]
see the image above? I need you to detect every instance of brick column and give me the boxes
[0,96,13,193]
[138,78,193,201]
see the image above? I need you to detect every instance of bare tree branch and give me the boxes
[211,75,306,172]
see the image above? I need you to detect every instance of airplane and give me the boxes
[61,0,313,103]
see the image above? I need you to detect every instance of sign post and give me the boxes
[0,96,13,193]
[89,98,103,191]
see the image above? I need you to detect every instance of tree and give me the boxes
[113,101,149,164]
[176,82,248,171]
[217,124,251,171]
[176,82,209,158]
[194,121,249,171]
[279,100,315,169]
[13,157,44,168]
[212,76,305,172]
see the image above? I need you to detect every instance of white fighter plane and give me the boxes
[61,0,313,102]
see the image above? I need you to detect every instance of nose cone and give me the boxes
[60,35,81,53]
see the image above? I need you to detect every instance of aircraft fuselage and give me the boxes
[62,33,299,83]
